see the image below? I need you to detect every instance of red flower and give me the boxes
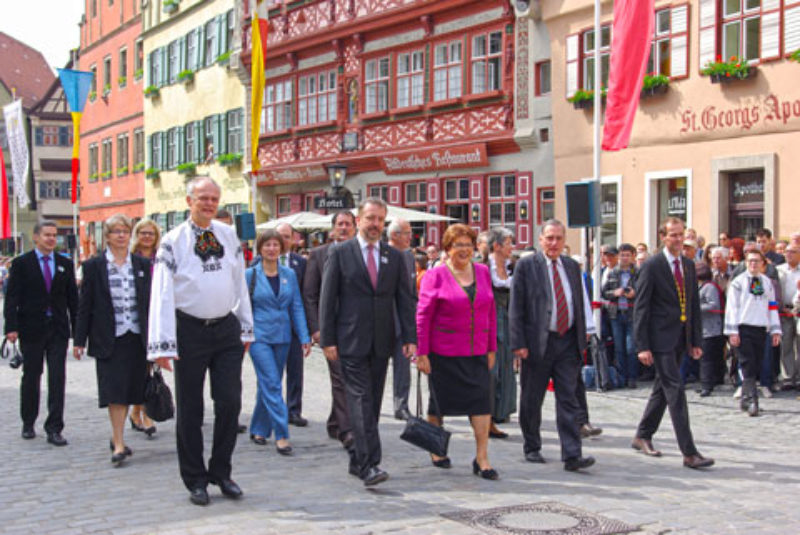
[716,55,722,61]
[726,72,731,77]
[736,63,741,68]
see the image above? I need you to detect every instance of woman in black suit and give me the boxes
[74,214,152,466]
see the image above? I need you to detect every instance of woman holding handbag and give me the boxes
[415,224,498,480]
[246,229,311,455]
[73,214,152,466]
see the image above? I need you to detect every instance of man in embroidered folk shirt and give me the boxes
[724,250,782,416]
[148,177,254,506]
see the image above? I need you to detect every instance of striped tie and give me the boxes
[552,260,569,336]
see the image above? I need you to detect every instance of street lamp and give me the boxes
[326,162,348,192]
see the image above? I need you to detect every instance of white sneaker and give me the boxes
[760,386,773,398]
[733,386,742,399]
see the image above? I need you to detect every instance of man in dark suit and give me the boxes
[276,222,308,427]
[632,216,714,469]
[319,198,416,486]
[509,219,595,472]
[4,220,78,445]
[303,211,356,448]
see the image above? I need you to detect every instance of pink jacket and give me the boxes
[416,262,497,357]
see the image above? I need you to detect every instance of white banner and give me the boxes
[2,100,30,207]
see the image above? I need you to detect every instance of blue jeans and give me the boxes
[610,312,637,382]
[680,353,700,384]
[249,342,290,440]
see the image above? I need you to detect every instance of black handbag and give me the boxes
[400,370,451,457]
[0,338,23,369]
[144,366,175,422]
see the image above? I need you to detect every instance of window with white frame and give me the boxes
[404,182,426,204]
[119,47,127,86]
[722,0,763,62]
[103,56,112,92]
[364,57,389,114]
[368,185,388,200]
[117,132,129,173]
[151,133,161,169]
[263,80,293,132]
[396,50,424,108]
[88,143,99,181]
[537,187,555,224]
[134,39,144,78]
[185,122,197,163]
[646,6,689,77]
[133,128,144,169]
[38,181,71,200]
[433,40,463,101]
[488,174,516,232]
[150,50,161,86]
[226,9,235,53]
[583,25,611,90]
[101,138,112,179]
[205,19,218,66]
[471,30,502,94]
[277,196,292,215]
[298,70,336,126]
[227,109,243,154]
[444,179,470,201]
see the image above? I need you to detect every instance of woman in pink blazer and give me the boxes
[416,224,498,480]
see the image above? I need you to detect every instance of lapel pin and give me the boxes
[57,265,65,272]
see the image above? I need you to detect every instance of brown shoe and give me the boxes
[631,437,662,457]
[580,423,603,438]
[683,454,714,469]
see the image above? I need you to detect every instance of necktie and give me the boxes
[673,259,684,290]
[552,260,568,335]
[366,244,378,290]
[41,255,52,293]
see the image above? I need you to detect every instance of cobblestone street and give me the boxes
[1,342,799,535]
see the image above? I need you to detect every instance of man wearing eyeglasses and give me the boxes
[387,218,416,421]
[778,245,800,390]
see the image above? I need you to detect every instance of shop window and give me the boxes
[471,30,503,93]
[728,170,764,239]
[396,50,424,108]
[656,177,688,227]
[537,187,555,224]
[433,40,462,101]
[599,181,618,247]
[364,57,390,114]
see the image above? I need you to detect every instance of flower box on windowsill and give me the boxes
[177,163,197,176]
[117,166,128,176]
[88,91,97,102]
[217,153,243,167]
[216,51,231,66]
[178,70,194,85]
[134,68,144,81]
[568,89,606,110]
[640,83,668,99]
[144,85,160,99]
[100,171,112,180]
[133,163,145,173]
[145,168,160,179]
[710,67,757,84]
[163,0,179,14]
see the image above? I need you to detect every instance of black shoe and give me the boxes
[472,459,499,480]
[431,455,452,469]
[144,425,156,437]
[362,466,389,486]
[250,434,267,446]
[21,427,35,440]
[189,487,210,506]
[747,401,759,417]
[394,409,411,421]
[288,414,308,427]
[489,429,509,439]
[564,456,595,472]
[47,433,68,446]
[111,452,127,466]
[129,417,145,432]
[699,389,712,397]
[210,478,243,499]
[276,444,293,456]
[108,440,132,456]
[525,451,546,463]
[237,424,247,434]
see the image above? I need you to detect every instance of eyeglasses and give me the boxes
[109,229,131,236]
[137,231,156,237]
[746,259,763,264]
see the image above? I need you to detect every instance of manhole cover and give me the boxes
[442,502,638,535]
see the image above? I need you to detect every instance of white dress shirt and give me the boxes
[356,234,380,276]
[546,256,596,335]
[489,255,512,289]
[147,220,254,360]
[104,249,140,337]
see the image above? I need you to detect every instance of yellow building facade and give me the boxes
[142,0,249,230]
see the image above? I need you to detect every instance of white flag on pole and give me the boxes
[3,100,31,207]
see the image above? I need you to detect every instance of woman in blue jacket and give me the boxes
[246,229,310,455]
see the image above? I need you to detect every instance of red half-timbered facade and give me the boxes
[242,0,542,247]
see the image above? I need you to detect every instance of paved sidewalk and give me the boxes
[0,345,799,535]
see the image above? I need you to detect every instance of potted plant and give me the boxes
[145,167,160,179]
[701,55,756,83]
[89,172,99,181]
[568,88,606,110]
[118,76,127,87]
[103,83,111,96]
[133,162,146,172]
[163,0,179,14]
[177,162,197,176]
[134,68,144,81]
[217,153,243,167]
[791,49,800,63]
[117,166,128,176]
[144,85,160,98]
[641,73,669,98]
[178,69,194,85]
[100,170,112,180]
[88,90,97,102]
[216,50,231,66]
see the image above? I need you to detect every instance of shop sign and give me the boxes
[258,165,327,184]
[667,192,686,216]
[731,178,764,203]
[315,194,353,210]
[379,143,488,175]
[680,94,800,134]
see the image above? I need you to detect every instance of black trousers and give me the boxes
[392,335,411,413]
[339,350,389,477]
[285,333,303,417]
[738,325,767,403]
[174,313,244,491]
[20,324,68,434]
[636,345,699,457]
[575,373,590,426]
[325,358,353,443]
[700,335,726,391]
[519,329,582,461]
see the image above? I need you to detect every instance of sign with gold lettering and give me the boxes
[256,165,328,186]
[379,143,488,175]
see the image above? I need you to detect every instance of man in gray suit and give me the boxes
[387,218,416,421]
[319,198,417,486]
[509,219,596,472]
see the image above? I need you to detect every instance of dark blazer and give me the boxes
[284,252,306,288]
[509,252,588,360]
[319,238,416,357]
[303,241,336,335]
[74,253,151,360]
[4,250,78,341]
[633,251,702,354]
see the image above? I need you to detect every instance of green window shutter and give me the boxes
[218,112,228,155]
[211,115,220,157]
[214,16,222,60]
[147,51,153,86]
[197,25,205,67]
[179,36,186,72]
[219,13,228,54]
[177,126,185,164]
[160,47,167,87]
[147,135,153,168]
[238,108,244,154]
[160,132,167,169]
[195,120,203,162]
